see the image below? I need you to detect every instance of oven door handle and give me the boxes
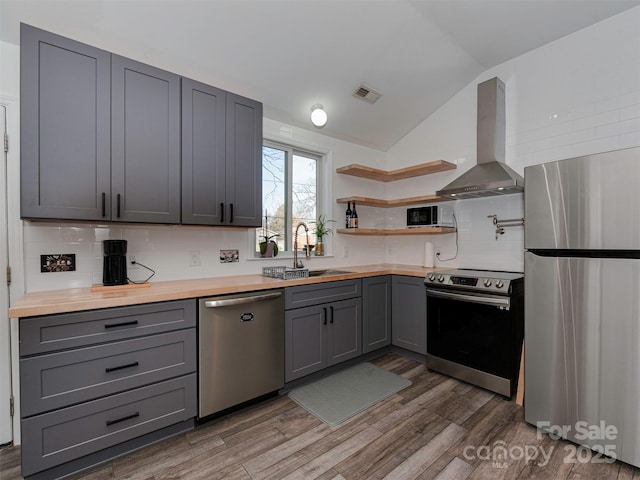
[426,288,510,309]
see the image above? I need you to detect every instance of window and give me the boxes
[257,140,322,255]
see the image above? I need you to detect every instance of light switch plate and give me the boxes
[219,249,239,263]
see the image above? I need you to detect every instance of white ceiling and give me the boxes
[2,0,640,151]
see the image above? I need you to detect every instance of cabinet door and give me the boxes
[327,298,362,366]
[111,55,181,224]
[20,24,111,221]
[225,93,262,226]
[362,276,391,353]
[392,276,427,354]
[285,305,326,382]
[181,78,226,225]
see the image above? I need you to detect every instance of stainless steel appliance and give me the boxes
[525,146,640,468]
[425,269,524,397]
[198,290,284,418]
[437,77,524,199]
[406,205,454,227]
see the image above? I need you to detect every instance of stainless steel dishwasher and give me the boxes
[198,289,284,418]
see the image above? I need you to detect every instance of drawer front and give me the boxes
[285,279,361,310]
[20,299,196,356]
[21,329,196,417]
[21,374,196,477]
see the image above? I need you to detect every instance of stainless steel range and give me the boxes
[425,269,524,397]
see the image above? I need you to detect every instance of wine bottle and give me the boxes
[351,201,358,228]
[345,201,352,228]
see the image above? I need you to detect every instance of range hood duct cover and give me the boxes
[436,77,524,199]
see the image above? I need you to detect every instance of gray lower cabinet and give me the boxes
[391,275,427,354]
[285,280,362,382]
[181,80,263,227]
[19,300,197,479]
[362,276,391,353]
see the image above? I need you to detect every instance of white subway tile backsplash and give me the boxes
[572,110,619,131]
[596,91,640,114]
[620,131,640,149]
[620,103,640,121]
[596,117,640,138]
[572,136,621,157]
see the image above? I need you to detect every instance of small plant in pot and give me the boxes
[259,211,279,257]
[310,214,335,256]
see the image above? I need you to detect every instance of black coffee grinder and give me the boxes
[103,240,128,286]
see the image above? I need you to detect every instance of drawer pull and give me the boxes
[105,361,139,373]
[106,411,140,427]
[104,320,139,329]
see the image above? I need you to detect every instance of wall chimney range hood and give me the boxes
[436,77,524,199]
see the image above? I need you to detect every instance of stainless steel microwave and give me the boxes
[406,205,454,227]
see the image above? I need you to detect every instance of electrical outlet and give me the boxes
[190,250,201,267]
[129,255,139,269]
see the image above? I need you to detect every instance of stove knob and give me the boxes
[484,279,492,287]
[496,280,504,289]
[428,273,436,281]
[437,275,445,283]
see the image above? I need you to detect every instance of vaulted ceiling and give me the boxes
[2,0,639,151]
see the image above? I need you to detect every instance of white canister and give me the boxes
[423,242,435,268]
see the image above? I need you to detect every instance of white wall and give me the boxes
[385,6,640,272]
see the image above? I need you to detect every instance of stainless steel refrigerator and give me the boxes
[524,146,640,468]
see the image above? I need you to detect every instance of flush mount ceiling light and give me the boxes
[310,104,327,128]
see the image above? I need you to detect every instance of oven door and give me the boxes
[426,288,514,379]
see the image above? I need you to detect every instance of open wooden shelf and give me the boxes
[337,227,456,236]
[336,160,456,182]
[336,194,453,208]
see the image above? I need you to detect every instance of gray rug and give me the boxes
[288,362,412,426]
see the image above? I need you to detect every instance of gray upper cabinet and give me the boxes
[182,84,263,227]
[224,93,263,226]
[181,79,226,225]
[21,24,262,227]
[391,275,427,354]
[111,56,181,224]
[21,24,111,221]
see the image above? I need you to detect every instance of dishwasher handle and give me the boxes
[203,291,282,308]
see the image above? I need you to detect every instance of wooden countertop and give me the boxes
[9,264,449,318]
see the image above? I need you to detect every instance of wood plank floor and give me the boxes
[2,353,639,480]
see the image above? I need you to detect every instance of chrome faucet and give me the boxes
[293,222,310,269]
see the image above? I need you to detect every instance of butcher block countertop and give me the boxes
[9,263,449,318]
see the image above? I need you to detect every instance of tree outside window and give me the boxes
[258,141,320,254]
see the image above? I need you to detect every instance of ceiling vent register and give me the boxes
[352,83,383,104]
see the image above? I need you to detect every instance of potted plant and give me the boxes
[259,212,279,257]
[310,214,335,256]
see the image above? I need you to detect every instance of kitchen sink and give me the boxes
[308,269,352,277]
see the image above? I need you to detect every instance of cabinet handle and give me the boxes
[106,411,140,427]
[230,203,234,223]
[330,306,334,324]
[323,307,327,325]
[104,320,138,329]
[105,361,139,373]
[117,194,121,218]
[101,192,106,217]
[220,202,225,223]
